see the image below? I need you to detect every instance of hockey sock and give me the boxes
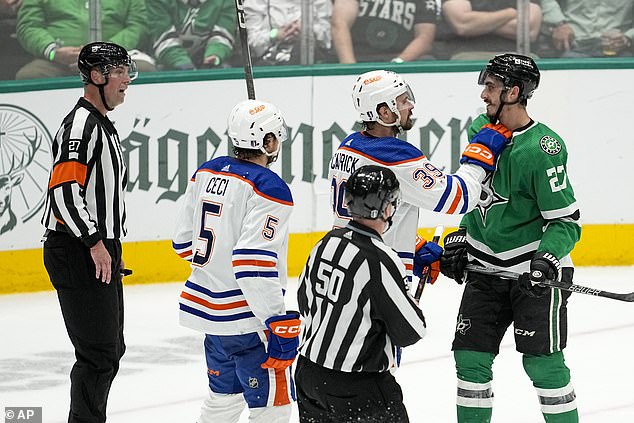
[523,352,578,423]
[454,350,495,423]
[198,388,244,423]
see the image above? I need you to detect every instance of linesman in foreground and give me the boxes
[295,165,427,423]
[42,42,137,422]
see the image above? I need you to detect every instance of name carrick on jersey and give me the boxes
[172,156,293,335]
[328,131,486,280]
[461,115,581,273]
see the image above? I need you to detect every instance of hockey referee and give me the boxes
[42,42,137,423]
[295,165,428,422]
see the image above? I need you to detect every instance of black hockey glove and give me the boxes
[518,252,561,298]
[439,228,468,284]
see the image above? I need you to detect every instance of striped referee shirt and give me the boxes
[42,98,128,247]
[297,221,426,372]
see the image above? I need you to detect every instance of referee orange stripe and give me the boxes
[232,259,276,267]
[49,161,87,188]
[447,183,463,214]
[180,291,248,310]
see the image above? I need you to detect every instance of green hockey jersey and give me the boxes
[460,114,581,272]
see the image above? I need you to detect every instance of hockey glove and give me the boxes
[518,252,561,298]
[439,229,468,284]
[413,236,443,284]
[261,312,301,370]
[460,123,512,171]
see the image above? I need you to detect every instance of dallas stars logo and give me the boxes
[456,314,471,335]
[475,173,508,225]
[539,136,561,155]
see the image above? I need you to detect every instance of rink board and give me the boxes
[0,61,633,293]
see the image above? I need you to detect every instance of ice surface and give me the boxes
[1,267,633,422]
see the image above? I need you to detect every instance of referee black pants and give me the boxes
[43,231,125,423]
[295,355,409,423]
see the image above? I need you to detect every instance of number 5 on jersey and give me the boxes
[193,201,222,266]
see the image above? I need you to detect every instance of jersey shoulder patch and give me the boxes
[518,123,568,159]
[339,132,423,165]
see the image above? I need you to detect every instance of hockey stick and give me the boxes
[465,264,634,302]
[234,0,256,99]
[413,225,444,303]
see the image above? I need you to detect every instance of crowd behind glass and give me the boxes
[1,0,632,81]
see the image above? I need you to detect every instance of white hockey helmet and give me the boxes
[352,70,415,122]
[227,99,288,151]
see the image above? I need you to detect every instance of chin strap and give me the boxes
[376,109,405,134]
[260,143,280,165]
[491,89,520,124]
[90,74,114,112]
[98,85,114,111]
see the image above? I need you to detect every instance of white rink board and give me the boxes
[1,68,633,251]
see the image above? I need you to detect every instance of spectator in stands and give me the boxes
[331,0,437,63]
[15,0,155,80]
[0,0,20,15]
[539,0,633,58]
[244,0,333,66]
[440,0,542,60]
[0,0,29,81]
[146,0,235,71]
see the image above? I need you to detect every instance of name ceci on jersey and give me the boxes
[330,152,359,174]
[205,176,229,196]
[358,0,421,31]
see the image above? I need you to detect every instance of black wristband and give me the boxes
[81,231,103,248]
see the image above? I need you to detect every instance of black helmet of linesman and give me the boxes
[345,165,401,220]
[78,42,138,86]
[478,53,540,103]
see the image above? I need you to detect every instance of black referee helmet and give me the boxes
[78,42,138,86]
[345,165,401,220]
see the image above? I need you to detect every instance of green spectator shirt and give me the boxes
[460,114,581,272]
[542,0,634,44]
[17,0,148,59]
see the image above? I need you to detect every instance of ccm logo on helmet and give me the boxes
[364,76,382,85]
[249,104,266,115]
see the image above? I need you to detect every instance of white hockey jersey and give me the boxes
[173,156,293,335]
[328,131,486,282]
